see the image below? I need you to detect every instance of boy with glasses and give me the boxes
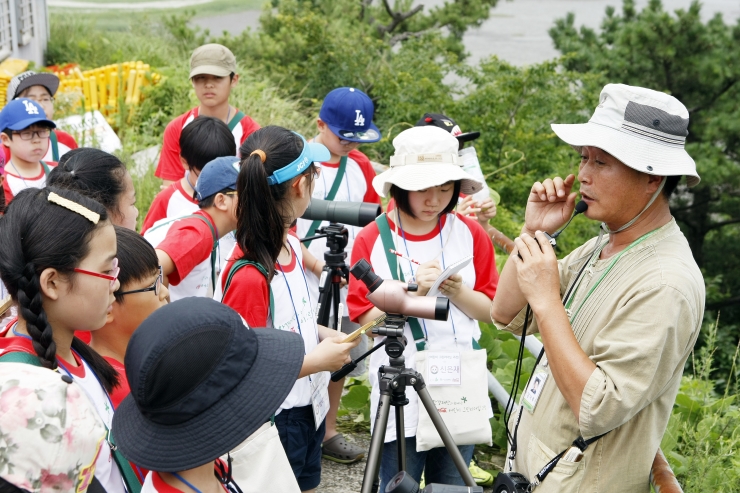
[0,98,57,205]
[4,71,78,163]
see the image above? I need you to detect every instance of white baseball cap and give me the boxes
[372,126,484,198]
[551,83,700,186]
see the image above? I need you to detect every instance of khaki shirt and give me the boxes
[495,219,704,492]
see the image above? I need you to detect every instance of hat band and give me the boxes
[389,153,461,168]
[267,134,313,186]
[620,122,686,148]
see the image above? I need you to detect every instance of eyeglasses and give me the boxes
[225,191,238,197]
[27,97,54,104]
[119,266,163,297]
[13,128,51,141]
[74,258,119,289]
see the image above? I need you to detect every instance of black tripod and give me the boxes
[301,223,349,328]
[332,314,478,493]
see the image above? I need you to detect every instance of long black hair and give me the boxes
[113,226,159,303]
[48,148,128,222]
[0,187,119,392]
[236,126,314,281]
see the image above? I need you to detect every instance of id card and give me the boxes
[522,368,548,413]
[310,371,330,430]
[426,352,461,386]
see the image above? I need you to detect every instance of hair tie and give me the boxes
[250,149,267,163]
[47,192,100,224]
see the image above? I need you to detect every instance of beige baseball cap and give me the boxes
[190,44,237,78]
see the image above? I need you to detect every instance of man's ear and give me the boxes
[646,174,665,194]
[38,268,63,301]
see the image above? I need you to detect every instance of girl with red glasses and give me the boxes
[0,187,143,493]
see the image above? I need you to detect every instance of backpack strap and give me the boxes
[40,161,51,176]
[50,130,60,162]
[303,156,348,247]
[106,427,142,492]
[374,213,427,351]
[228,111,246,132]
[222,259,275,325]
[0,351,42,365]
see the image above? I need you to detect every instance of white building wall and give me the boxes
[0,0,47,65]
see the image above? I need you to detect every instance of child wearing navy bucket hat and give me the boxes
[111,297,306,493]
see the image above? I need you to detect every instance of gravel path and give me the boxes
[317,432,496,493]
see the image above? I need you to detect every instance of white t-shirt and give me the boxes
[295,150,381,311]
[58,356,125,493]
[216,234,329,414]
[347,213,499,442]
[2,161,55,205]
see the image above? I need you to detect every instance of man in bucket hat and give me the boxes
[490,84,704,492]
[111,297,305,493]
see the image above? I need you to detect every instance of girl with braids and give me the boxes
[215,126,358,493]
[0,186,141,493]
[48,147,139,230]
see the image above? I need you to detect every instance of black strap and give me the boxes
[304,156,348,247]
[222,259,275,324]
[534,433,607,484]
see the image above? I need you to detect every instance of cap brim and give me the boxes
[455,131,480,143]
[373,163,484,198]
[6,117,56,131]
[551,122,700,187]
[306,141,331,162]
[189,65,233,78]
[111,328,304,472]
[14,73,60,99]
[327,121,381,143]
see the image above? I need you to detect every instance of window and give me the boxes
[0,0,12,60]
[15,0,32,47]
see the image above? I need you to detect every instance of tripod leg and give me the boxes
[416,386,476,487]
[331,273,341,331]
[394,405,406,473]
[316,267,332,328]
[362,393,391,493]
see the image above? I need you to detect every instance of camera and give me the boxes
[492,472,530,493]
[386,471,484,493]
[301,198,381,228]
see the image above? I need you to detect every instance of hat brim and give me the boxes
[455,131,480,143]
[13,73,60,99]
[373,163,484,198]
[189,65,233,78]
[326,121,381,143]
[111,328,304,472]
[306,141,331,162]
[6,117,56,131]
[551,122,700,187]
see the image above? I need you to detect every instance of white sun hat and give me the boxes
[373,126,484,198]
[551,83,700,186]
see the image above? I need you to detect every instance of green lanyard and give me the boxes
[564,229,659,324]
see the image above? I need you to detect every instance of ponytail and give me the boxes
[0,187,119,391]
[236,126,311,281]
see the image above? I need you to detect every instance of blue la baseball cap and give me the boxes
[194,156,240,202]
[0,98,55,133]
[319,87,381,143]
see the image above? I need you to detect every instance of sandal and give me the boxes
[322,433,365,464]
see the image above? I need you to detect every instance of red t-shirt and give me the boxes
[103,356,130,409]
[141,462,229,493]
[154,107,260,181]
[140,181,199,234]
[154,210,216,285]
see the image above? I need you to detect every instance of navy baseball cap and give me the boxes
[194,156,239,202]
[0,98,55,133]
[319,87,381,143]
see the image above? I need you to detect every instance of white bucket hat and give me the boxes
[373,126,484,198]
[552,83,700,186]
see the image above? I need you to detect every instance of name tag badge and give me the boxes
[426,352,461,386]
[310,371,330,430]
[522,368,548,413]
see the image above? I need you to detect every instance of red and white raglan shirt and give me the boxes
[140,461,231,493]
[347,213,499,442]
[216,234,329,414]
[143,210,219,302]
[140,180,199,234]
[154,107,260,181]
[2,129,77,164]
[2,160,56,205]
[0,321,126,493]
[295,149,382,307]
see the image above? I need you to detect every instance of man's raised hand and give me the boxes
[523,174,578,235]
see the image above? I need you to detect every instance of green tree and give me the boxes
[550,0,740,378]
